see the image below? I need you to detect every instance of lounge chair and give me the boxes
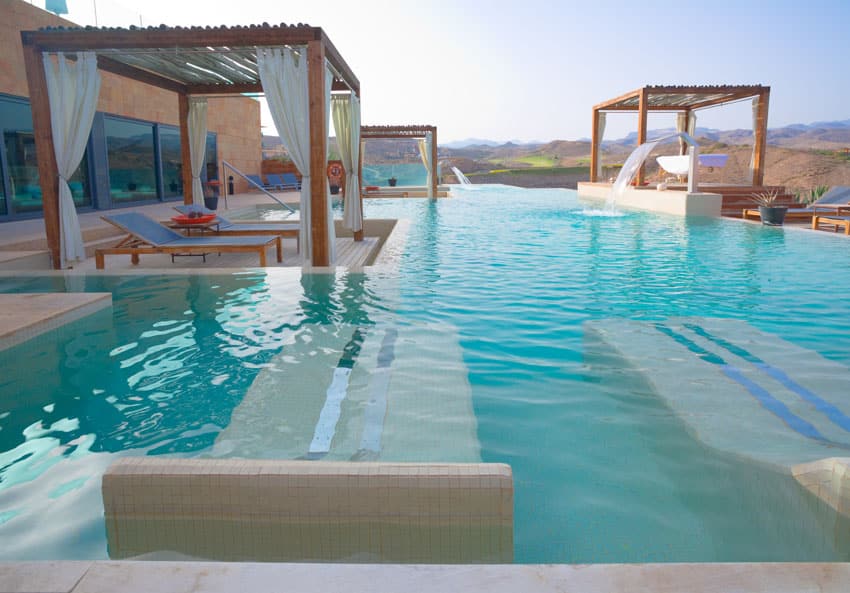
[281,173,301,190]
[174,206,300,253]
[96,212,282,269]
[812,214,850,235]
[742,185,850,220]
[266,173,300,191]
[245,174,273,191]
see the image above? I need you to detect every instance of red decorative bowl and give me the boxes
[171,214,216,224]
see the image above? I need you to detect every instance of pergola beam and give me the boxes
[97,56,188,94]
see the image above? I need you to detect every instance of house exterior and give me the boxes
[0,0,262,222]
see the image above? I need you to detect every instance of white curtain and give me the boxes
[43,52,101,268]
[417,132,434,197]
[596,112,606,178]
[749,97,759,175]
[258,47,336,264]
[324,66,335,263]
[188,97,207,206]
[676,112,696,155]
[332,93,362,233]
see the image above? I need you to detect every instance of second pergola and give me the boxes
[360,125,438,199]
[590,85,770,186]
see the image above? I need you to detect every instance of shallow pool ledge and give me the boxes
[793,457,850,517]
[577,182,722,217]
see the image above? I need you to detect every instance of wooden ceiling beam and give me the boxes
[96,55,187,93]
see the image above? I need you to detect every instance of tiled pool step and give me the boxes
[213,321,480,462]
[0,293,112,352]
[101,458,513,563]
[585,317,850,470]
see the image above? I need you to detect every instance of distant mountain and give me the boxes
[442,138,539,149]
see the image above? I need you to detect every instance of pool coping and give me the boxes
[2,561,849,593]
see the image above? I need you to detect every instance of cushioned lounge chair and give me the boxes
[246,174,273,191]
[742,185,850,220]
[96,212,282,269]
[281,173,301,190]
[174,206,300,253]
[265,173,300,191]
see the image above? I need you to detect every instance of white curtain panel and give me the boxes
[187,97,208,206]
[749,97,759,175]
[324,65,336,263]
[596,112,606,178]
[417,132,434,197]
[259,47,332,263]
[43,52,100,268]
[332,94,362,232]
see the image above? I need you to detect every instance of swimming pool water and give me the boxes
[2,185,850,562]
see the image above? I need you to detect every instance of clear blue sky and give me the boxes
[33,0,850,143]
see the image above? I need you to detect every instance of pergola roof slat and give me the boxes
[594,84,768,112]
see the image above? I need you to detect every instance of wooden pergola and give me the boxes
[20,23,360,268]
[590,85,770,186]
[360,125,438,199]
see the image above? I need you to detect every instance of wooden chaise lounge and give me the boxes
[174,206,300,253]
[812,214,850,235]
[96,212,282,269]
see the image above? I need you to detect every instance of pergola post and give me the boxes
[177,93,194,205]
[430,126,438,200]
[355,139,364,241]
[590,108,600,182]
[636,87,649,185]
[307,39,329,266]
[752,90,770,186]
[22,44,61,269]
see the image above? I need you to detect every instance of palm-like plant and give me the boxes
[750,189,781,207]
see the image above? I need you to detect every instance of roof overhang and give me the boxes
[20,24,360,96]
[361,125,436,140]
[594,85,769,112]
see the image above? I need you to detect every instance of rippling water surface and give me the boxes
[2,186,850,562]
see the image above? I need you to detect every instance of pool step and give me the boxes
[0,250,51,270]
[585,317,850,472]
[213,321,481,463]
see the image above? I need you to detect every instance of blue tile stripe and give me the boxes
[685,323,850,434]
[654,323,843,447]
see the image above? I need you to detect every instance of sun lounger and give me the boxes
[743,185,850,220]
[246,174,274,191]
[174,206,300,253]
[812,214,850,235]
[96,212,282,269]
[266,173,300,191]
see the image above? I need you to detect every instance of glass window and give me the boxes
[4,131,93,213]
[205,132,218,181]
[1,96,92,215]
[105,117,157,203]
[159,126,182,199]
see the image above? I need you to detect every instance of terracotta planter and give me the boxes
[759,206,787,226]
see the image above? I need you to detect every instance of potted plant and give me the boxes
[388,176,398,187]
[750,189,786,226]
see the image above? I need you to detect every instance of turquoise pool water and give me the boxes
[362,163,428,187]
[2,185,850,562]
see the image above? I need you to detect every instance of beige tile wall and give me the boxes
[0,0,261,192]
[102,458,513,563]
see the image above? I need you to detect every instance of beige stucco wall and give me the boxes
[0,0,261,192]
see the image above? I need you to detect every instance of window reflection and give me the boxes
[105,117,157,203]
[205,132,218,181]
[160,126,182,199]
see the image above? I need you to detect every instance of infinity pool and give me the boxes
[2,185,850,562]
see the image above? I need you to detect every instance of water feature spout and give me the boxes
[452,166,472,185]
[607,132,699,210]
